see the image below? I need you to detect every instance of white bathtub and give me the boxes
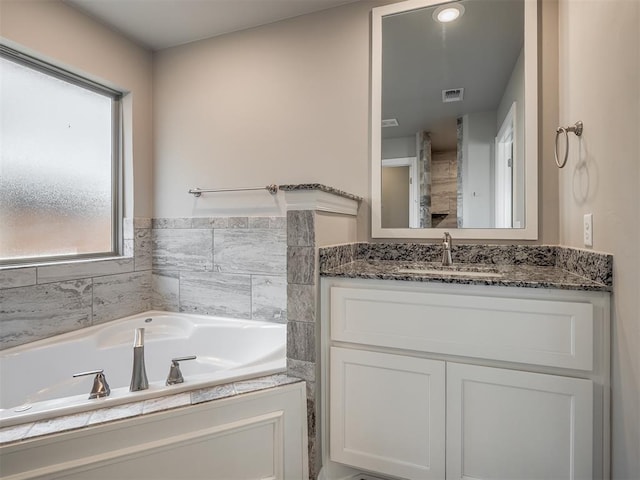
[0,310,286,428]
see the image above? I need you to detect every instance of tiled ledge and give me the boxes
[279,184,362,216]
[278,184,363,203]
[319,243,613,291]
[150,216,286,229]
[0,374,302,446]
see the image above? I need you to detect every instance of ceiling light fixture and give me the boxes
[433,3,465,23]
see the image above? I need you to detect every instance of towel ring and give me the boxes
[555,121,583,168]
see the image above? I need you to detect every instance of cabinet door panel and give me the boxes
[330,347,446,480]
[447,363,593,480]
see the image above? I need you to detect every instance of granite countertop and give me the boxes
[319,243,613,292]
[278,183,363,202]
[321,259,610,291]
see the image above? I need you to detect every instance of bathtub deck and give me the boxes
[0,373,303,446]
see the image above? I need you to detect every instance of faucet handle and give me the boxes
[73,369,111,399]
[166,356,197,385]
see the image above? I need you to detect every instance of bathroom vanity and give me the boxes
[319,250,611,480]
[352,0,611,474]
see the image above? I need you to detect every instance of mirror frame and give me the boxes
[371,0,538,240]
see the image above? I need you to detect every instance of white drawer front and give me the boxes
[330,287,594,370]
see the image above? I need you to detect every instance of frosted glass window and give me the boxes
[0,49,121,264]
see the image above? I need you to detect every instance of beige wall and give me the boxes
[558,0,640,477]
[381,165,410,228]
[0,0,154,218]
[539,0,561,245]
[0,0,559,242]
[153,2,374,237]
[6,0,638,473]
[153,0,560,244]
[315,212,358,248]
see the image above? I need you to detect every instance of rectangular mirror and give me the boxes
[371,0,538,240]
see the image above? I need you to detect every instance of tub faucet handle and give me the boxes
[166,356,197,385]
[73,369,111,399]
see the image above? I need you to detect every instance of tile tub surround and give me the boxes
[281,186,361,480]
[319,243,613,291]
[286,210,319,478]
[0,374,303,446]
[151,216,287,322]
[279,184,362,219]
[0,185,359,478]
[0,215,290,350]
[0,218,152,350]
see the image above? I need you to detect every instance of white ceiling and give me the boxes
[381,0,524,150]
[65,0,361,51]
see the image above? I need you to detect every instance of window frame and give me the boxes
[0,45,123,266]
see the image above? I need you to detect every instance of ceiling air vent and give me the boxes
[442,88,464,103]
[381,118,399,128]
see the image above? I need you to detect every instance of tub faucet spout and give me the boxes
[130,327,149,392]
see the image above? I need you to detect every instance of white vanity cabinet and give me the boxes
[320,278,610,480]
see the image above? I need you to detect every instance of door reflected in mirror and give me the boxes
[372,0,538,239]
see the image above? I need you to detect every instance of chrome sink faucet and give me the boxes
[130,327,149,391]
[442,232,453,266]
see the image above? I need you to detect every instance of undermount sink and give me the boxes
[396,267,504,278]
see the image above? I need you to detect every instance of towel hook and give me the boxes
[555,121,583,168]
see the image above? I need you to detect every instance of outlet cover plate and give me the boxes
[584,213,593,247]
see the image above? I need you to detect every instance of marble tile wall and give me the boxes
[151,216,287,322]
[431,150,458,229]
[0,218,152,350]
[418,131,432,228]
[1,203,332,480]
[286,211,317,381]
[456,117,464,228]
[1,216,288,350]
[285,210,319,480]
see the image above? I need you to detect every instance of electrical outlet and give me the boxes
[583,213,593,247]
